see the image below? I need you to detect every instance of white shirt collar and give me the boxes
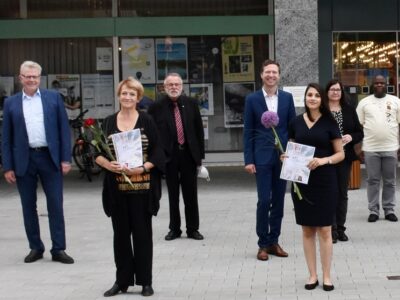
[22,89,41,99]
[262,88,278,98]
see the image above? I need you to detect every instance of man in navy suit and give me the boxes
[243,60,296,261]
[2,61,74,264]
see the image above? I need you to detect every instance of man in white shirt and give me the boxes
[2,61,74,263]
[357,75,400,223]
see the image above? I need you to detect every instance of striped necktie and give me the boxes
[173,102,185,145]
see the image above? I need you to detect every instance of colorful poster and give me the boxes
[188,37,221,83]
[190,83,214,116]
[121,38,156,83]
[139,85,156,112]
[81,74,114,119]
[223,82,255,128]
[221,36,255,82]
[156,37,188,82]
[48,74,81,119]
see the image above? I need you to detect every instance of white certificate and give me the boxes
[110,129,143,168]
[280,142,315,184]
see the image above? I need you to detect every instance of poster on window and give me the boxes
[138,85,156,112]
[48,74,81,119]
[188,37,222,83]
[96,47,113,71]
[221,36,255,82]
[202,117,209,140]
[121,38,156,84]
[223,82,255,128]
[156,37,188,83]
[81,74,114,119]
[190,83,214,116]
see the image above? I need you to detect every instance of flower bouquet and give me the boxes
[84,118,134,188]
[261,111,303,200]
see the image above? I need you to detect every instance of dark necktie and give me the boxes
[173,102,185,145]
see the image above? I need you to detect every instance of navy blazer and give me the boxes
[243,89,296,165]
[1,89,71,176]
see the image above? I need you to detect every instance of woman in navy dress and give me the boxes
[287,83,344,291]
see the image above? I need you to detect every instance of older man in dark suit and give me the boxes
[148,73,205,241]
[2,61,74,264]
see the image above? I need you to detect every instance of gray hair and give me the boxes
[20,60,42,74]
[163,73,182,85]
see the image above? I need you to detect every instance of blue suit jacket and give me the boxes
[243,89,296,165]
[1,89,71,176]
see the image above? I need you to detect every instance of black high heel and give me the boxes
[304,280,319,290]
[103,283,128,297]
[323,283,334,291]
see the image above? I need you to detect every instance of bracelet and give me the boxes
[141,165,148,174]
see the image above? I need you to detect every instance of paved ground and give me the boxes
[1,166,400,300]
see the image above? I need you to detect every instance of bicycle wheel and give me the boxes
[72,143,101,181]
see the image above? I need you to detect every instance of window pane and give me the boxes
[333,32,398,101]
[27,0,112,18]
[119,0,269,17]
[0,0,19,19]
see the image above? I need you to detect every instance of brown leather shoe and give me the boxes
[257,248,269,261]
[266,244,288,257]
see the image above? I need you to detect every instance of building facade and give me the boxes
[0,0,398,163]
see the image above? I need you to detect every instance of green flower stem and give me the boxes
[271,126,303,200]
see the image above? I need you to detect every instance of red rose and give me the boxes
[84,118,95,127]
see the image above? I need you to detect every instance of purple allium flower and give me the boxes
[261,111,279,128]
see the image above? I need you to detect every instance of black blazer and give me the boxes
[341,103,364,162]
[148,95,205,165]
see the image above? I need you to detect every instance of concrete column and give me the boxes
[274,0,319,86]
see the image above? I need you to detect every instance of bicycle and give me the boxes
[70,109,102,181]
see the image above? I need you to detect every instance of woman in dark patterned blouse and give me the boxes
[95,77,165,297]
[326,79,363,243]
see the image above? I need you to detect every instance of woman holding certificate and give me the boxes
[326,79,363,243]
[95,77,165,297]
[287,83,344,291]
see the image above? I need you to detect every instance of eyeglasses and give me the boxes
[165,83,182,88]
[20,74,41,80]
[328,88,342,93]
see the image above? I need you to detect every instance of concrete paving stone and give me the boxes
[2,166,400,299]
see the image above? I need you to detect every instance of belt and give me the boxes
[177,144,185,150]
[29,146,48,151]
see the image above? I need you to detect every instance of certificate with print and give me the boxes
[110,129,143,168]
[280,142,315,184]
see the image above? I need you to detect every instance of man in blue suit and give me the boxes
[243,60,296,261]
[2,61,74,264]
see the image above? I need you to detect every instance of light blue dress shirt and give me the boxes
[22,89,48,148]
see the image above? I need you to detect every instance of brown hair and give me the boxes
[260,59,280,74]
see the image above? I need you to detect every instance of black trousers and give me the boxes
[111,193,152,287]
[165,145,199,233]
[333,159,352,232]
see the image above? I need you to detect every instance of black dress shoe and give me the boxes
[165,231,182,241]
[51,250,74,264]
[385,213,398,222]
[304,280,319,290]
[368,214,378,222]
[104,283,128,297]
[332,231,338,244]
[141,285,154,296]
[24,250,43,263]
[323,283,334,291]
[337,231,349,241]
[187,230,204,240]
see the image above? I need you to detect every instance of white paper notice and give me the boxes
[110,129,143,168]
[280,142,315,184]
